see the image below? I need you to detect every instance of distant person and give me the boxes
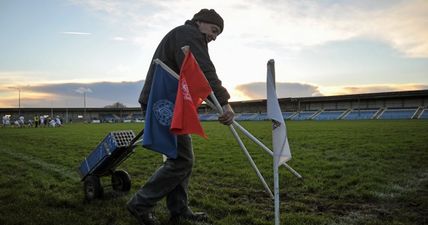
[19,115,25,127]
[128,8,234,225]
[55,116,62,127]
[43,116,48,127]
[49,118,56,127]
[6,116,10,126]
[14,120,21,128]
[34,115,39,128]
[40,116,45,128]
[2,115,9,127]
[27,119,33,127]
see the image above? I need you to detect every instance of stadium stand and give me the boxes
[282,112,296,119]
[131,113,144,120]
[121,113,130,120]
[101,114,116,122]
[235,113,258,121]
[313,110,345,120]
[254,112,268,121]
[290,111,317,120]
[343,109,378,120]
[419,108,428,119]
[378,108,418,120]
[2,90,427,123]
[199,113,218,121]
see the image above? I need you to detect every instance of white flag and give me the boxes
[267,66,291,168]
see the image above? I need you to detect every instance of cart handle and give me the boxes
[129,129,144,147]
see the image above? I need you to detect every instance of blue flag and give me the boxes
[143,63,178,158]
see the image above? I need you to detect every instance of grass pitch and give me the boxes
[0,120,427,225]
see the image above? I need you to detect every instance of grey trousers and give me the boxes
[128,134,194,216]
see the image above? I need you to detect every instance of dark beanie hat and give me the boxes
[192,9,224,33]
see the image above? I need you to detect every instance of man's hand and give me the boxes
[218,104,234,125]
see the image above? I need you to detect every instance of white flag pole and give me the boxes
[231,121,302,178]
[154,56,274,198]
[268,59,281,225]
[274,162,280,225]
[204,98,302,179]
[209,92,274,199]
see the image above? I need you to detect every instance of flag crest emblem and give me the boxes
[153,99,174,126]
[143,63,178,159]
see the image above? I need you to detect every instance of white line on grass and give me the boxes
[0,148,80,182]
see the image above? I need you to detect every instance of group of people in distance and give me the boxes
[1,114,62,128]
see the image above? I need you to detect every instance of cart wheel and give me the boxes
[84,175,104,201]
[111,170,131,192]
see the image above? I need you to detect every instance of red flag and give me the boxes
[171,51,212,138]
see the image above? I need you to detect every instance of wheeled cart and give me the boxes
[77,129,144,201]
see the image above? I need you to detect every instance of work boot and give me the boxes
[127,204,158,225]
[169,207,208,224]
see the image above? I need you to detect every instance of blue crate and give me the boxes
[78,130,135,180]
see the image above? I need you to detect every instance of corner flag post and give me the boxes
[270,59,280,225]
[182,46,274,198]
[155,47,274,199]
[209,92,274,199]
[203,100,302,179]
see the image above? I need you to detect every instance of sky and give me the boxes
[0,0,427,108]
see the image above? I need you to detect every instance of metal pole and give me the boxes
[232,121,302,178]
[8,87,21,115]
[268,60,281,225]
[154,57,274,198]
[274,163,280,225]
[210,92,274,199]
[18,88,21,115]
[203,98,301,178]
[51,101,53,118]
[84,92,86,122]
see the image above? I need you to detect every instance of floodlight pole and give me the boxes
[83,91,87,121]
[8,87,21,115]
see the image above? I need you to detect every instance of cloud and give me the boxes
[324,83,428,96]
[75,87,92,94]
[68,0,428,58]
[112,36,125,41]
[235,82,323,99]
[373,0,428,58]
[61,31,92,35]
[235,82,428,99]
[202,0,426,59]
[0,80,145,108]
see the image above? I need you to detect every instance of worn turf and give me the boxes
[0,120,427,225]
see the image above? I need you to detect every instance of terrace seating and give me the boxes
[419,108,428,119]
[343,109,378,120]
[121,114,130,119]
[282,112,295,120]
[199,113,218,121]
[313,110,344,120]
[378,108,417,120]
[235,113,258,121]
[131,113,144,120]
[101,114,116,122]
[254,113,268,121]
[290,111,317,120]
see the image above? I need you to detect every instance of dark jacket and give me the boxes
[138,20,230,110]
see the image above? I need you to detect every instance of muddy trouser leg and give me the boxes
[127,134,193,215]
